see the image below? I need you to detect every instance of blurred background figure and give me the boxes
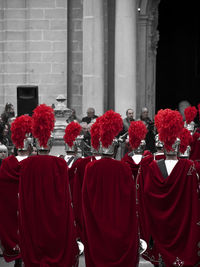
[117,109,135,159]
[178,100,191,121]
[0,123,12,147]
[81,107,98,124]
[139,107,156,153]
[1,103,15,124]
[80,122,92,157]
[66,108,80,123]
[0,144,8,166]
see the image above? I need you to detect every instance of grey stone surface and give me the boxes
[0,255,153,266]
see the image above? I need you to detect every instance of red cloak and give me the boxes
[121,150,152,179]
[121,153,140,179]
[72,156,96,240]
[144,159,200,266]
[0,156,21,262]
[82,157,139,267]
[136,154,160,264]
[18,155,79,267]
[190,131,200,161]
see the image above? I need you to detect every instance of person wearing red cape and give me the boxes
[18,104,79,267]
[121,120,148,179]
[142,109,200,266]
[82,110,139,267]
[0,115,32,267]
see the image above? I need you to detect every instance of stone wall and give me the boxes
[0,0,68,114]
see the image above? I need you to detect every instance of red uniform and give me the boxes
[18,155,79,267]
[72,156,95,240]
[143,159,200,266]
[82,157,139,267]
[190,131,200,161]
[0,156,21,262]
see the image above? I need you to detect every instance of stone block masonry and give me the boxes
[0,0,68,114]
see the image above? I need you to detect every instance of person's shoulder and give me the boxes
[81,116,88,122]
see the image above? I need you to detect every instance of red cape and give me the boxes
[121,150,152,179]
[0,156,21,262]
[19,155,79,267]
[72,156,95,240]
[190,131,200,161]
[144,159,200,266]
[121,153,140,179]
[82,157,139,267]
[136,155,160,264]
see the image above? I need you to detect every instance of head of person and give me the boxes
[87,107,95,119]
[0,144,8,159]
[11,115,33,157]
[32,104,55,155]
[126,109,134,121]
[140,107,149,120]
[100,110,123,158]
[64,121,82,155]
[5,102,15,116]
[128,121,147,154]
[154,109,184,158]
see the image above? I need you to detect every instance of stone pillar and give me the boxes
[115,0,137,118]
[83,0,104,117]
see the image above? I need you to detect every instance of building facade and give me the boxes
[0,0,161,119]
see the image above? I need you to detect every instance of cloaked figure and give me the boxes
[0,115,32,267]
[18,104,79,267]
[121,120,148,179]
[82,110,139,267]
[142,109,200,266]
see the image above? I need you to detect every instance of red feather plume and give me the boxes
[32,104,55,147]
[128,121,147,150]
[184,106,197,124]
[155,109,184,152]
[179,128,192,154]
[90,117,101,150]
[100,110,123,148]
[11,115,32,149]
[154,109,165,132]
[64,121,82,147]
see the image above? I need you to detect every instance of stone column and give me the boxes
[115,0,137,118]
[83,0,104,116]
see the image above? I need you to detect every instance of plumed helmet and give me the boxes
[99,110,123,155]
[32,104,55,151]
[128,120,147,153]
[11,115,32,150]
[154,109,184,154]
[64,121,82,153]
[184,106,197,134]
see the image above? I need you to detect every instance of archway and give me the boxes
[156,0,200,111]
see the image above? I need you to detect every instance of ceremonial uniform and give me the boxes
[190,130,200,161]
[82,158,139,267]
[143,158,200,266]
[0,156,21,263]
[18,155,79,267]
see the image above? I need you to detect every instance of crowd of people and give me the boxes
[0,102,200,267]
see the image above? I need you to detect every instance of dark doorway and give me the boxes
[156,0,200,112]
